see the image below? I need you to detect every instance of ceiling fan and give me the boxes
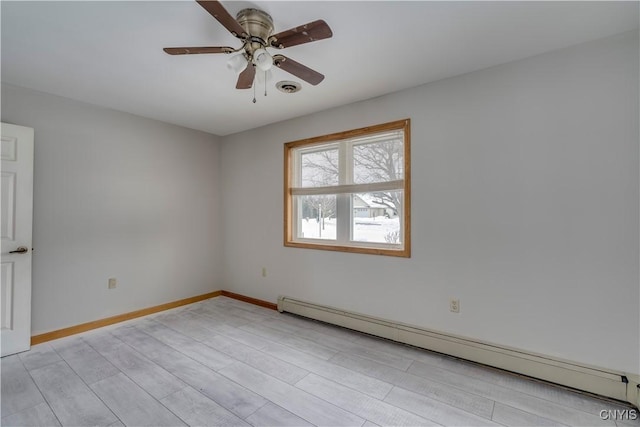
[164,1,333,90]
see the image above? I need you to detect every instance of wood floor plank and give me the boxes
[186,315,273,349]
[219,362,365,426]
[284,313,367,341]
[84,332,187,400]
[217,298,279,318]
[51,337,120,384]
[261,340,393,400]
[290,326,371,353]
[384,386,502,427]
[289,326,415,371]
[617,415,640,427]
[28,361,118,426]
[245,402,314,427]
[189,308,254,328]
[428,355,634,418]
[90,373,186,426]
[296,373,440,426]
[259,318,309,335]
[0,402,61,427]
[116,325,268,419]
[183,309,255,335]
[206,334,309,385]
[492,402,569,426]
[140,319,236,371]
[160,387,250,427]
[330,352,495,418]
[407,360,615,426]
[241,322,339,360]
[354,333,448,367]
[277,312,332,329]
[110,325,179,360]
[18,344,62,371]
[152,311,224,340]
[0,355,45,418]
[211,304,275,324]
[186,305,253,328]
[346,346,414,371]
[178,308,394,400]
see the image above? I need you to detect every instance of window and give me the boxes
[284,119,410,257]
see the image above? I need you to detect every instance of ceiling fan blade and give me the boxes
[273,55,324,86]
[269,20,332,49]
[163,46,234,55]
[196,1,247,39]
[236,64,256,89]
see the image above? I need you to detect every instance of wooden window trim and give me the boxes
[284,119,411,257]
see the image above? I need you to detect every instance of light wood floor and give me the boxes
[1,296,637,427]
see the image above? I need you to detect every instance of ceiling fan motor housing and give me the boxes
[236,8,274,48]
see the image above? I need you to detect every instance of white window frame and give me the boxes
[284,119,411,257]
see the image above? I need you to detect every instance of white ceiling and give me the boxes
[2,1,638,136]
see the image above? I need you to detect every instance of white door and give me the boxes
[1,123,34,356]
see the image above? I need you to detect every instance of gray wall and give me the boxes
[220,31,639,374]
[1,84,223,335]
[2,30,637,376]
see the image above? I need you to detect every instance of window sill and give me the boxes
[284,240,410,257]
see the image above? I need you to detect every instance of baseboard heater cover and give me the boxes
[277,296,638,407]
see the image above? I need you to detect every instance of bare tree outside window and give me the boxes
[353,139,404,220]
[301,149,338,187]
[299,149,338,238]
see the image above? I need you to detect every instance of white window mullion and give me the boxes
[290,180,404,196]
[335,194,349,244]
[345,141,354,242]
[336,143,349,244]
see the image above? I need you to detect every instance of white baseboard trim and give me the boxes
[278,295,638,407]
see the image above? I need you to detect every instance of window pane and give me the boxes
[285,119,409,257]
[297,195,337,240]
[300,148,339,187]
[352,191,402,244]
[353,139,403,184]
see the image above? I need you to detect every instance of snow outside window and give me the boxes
[284,119,411,257]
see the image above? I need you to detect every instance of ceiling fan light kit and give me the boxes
[253,48,273,71]
[226,53,248,74]
[164,0,332,96]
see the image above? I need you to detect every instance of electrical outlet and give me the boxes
[108,278,117,289]
[261,267,267,277]
[449,298,460,313]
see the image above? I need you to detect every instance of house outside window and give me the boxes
[284,119,411,257]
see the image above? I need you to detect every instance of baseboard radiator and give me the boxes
[278,296,639,408]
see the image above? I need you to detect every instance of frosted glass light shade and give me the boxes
[253,48,273,71]
[227,54,248,74]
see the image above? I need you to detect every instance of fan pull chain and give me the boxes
[252,82,256,104]
[264,71,267,97]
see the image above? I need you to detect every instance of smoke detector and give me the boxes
[276,81,302,94]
